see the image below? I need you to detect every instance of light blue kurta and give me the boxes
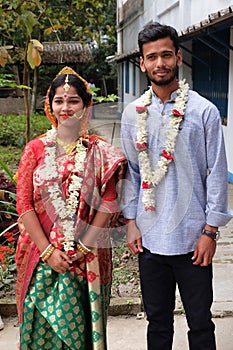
[121,88,233,255]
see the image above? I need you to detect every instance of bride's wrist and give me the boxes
[76,239,91,255]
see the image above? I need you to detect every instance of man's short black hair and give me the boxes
[138,22,179,55]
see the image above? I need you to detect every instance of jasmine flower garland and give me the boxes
[136,79,189,211]
[40,127,87,253]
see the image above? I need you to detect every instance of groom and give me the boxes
[121,22,232,350]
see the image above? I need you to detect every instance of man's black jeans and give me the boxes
[139,248,216,350]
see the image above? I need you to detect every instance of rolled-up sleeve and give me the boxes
[205,108,233,226]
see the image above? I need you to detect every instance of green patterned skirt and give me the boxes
[19,263,94,350]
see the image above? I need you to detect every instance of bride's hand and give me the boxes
[69,250,85,262]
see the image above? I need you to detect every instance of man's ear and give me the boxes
[140,56,146,72]
[177,50,182,67]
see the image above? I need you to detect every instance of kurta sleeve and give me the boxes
[204,107,233,226]
[120,104,141,219]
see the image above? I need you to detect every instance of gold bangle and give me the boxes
[76,244,88,255]
[40,244,53,258]
[76,242,90,256]
[41,245,56,262]
[78,239,91,253]
[42,246,55,262]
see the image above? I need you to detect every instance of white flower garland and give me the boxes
[136,79,189,211]
[40,127,87,252]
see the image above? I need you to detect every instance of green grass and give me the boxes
[0,145,22,172]
[0,114,50,171]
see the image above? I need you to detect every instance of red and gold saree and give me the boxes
[16,134,127,349]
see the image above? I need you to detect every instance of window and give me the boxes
[133,63,136,96]
[125,61,129,93]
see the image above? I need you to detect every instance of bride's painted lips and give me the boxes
[60,114,70,120]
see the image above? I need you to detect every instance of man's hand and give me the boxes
[126,220,143,255]
[192,234,216,266]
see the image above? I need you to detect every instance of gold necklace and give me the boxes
[56,137,79,155]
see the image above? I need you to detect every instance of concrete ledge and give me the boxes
[0,298,144,318]
[1,298,233,318]
[109,297,142,316]
[212,301,233,318]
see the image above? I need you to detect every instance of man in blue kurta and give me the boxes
[121,22,233,350]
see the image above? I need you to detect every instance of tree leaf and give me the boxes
[30,39,43,52]
[27,42,35,69]
[0,56,6,67]
[32,47,41,67]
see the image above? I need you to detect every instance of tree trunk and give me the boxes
[11,65,23,97]
[23,37,31,143]
[30,67,38,116]
[102,75,107,96]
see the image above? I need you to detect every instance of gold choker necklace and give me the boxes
[56,137,79,155]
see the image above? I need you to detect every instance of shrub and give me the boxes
[0,114,50,147]
[0,113,51,170]
[0,231,16,289]
[0,171,18,237]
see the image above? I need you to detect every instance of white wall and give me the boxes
[156,0,179,28]
[155,0,232,34]
[189,0,232,24]
[140,0,158,27]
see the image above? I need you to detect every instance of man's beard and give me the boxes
[146,66,178,86]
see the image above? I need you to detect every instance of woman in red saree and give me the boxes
[15,66,127,349]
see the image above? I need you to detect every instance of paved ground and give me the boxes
[1,106,233,349]
[1,314,233,349]
[107,315,233,350]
